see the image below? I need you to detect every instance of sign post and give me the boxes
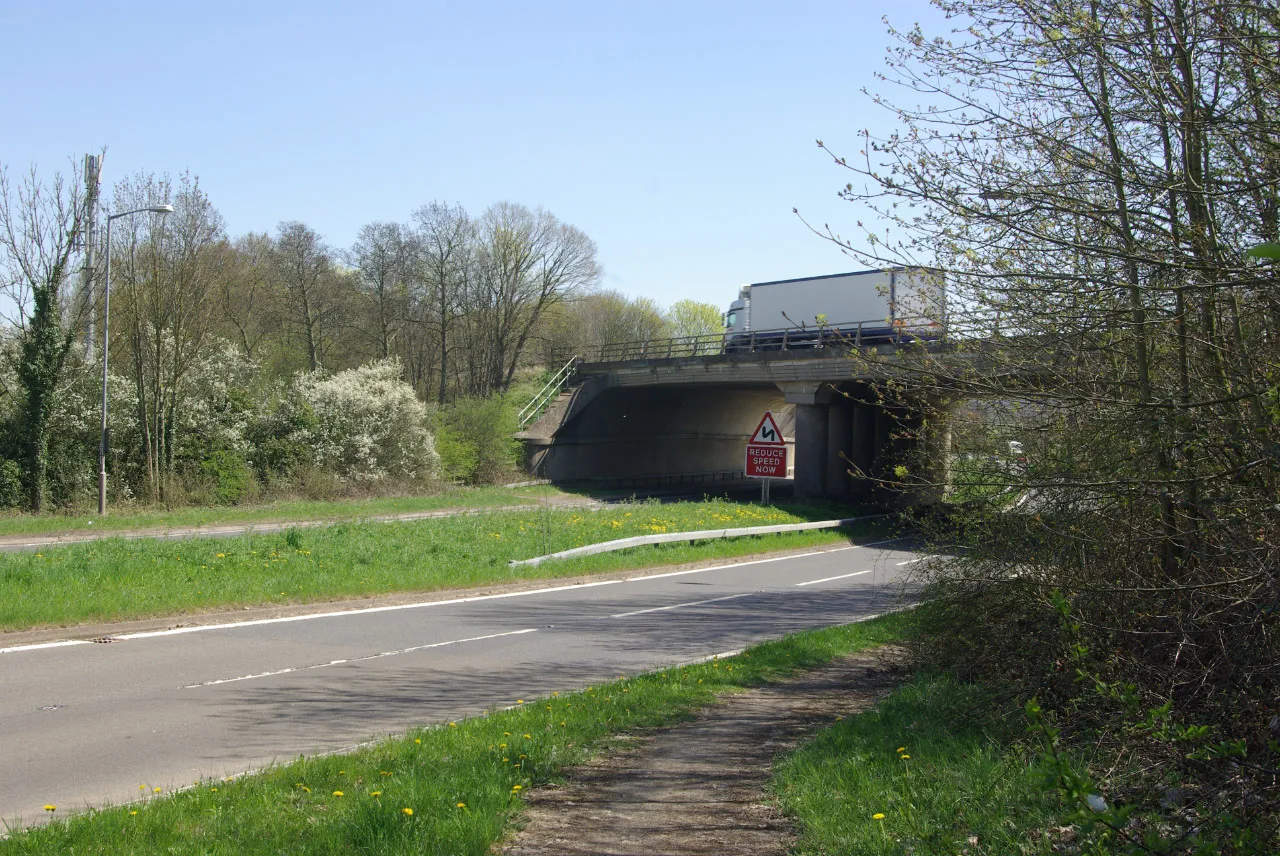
[745,411,787,503]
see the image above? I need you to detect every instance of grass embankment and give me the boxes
[2,614,911,855]
[0,499,873,632]
[0,485,575,539]
[773,676,1067,855]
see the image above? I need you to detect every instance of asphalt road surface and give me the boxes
[0,540,921,829]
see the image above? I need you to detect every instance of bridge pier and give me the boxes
[777,383,831,499]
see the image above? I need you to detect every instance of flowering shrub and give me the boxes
[285,360,439,483]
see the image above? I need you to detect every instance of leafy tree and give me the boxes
[0,163,88,510]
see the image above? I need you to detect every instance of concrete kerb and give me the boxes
[508,514,890,568]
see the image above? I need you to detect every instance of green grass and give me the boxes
[1,614,912,855]
[772,675,1066,855]
[0,499,878,632]
[0,485,577,538]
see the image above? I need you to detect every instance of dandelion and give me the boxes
[900,754,910,760]
[43,804,56,812]
[449,722,457,728]
[210,787,218,792]
[873,812,886,820]
[216,553,225,558]
[523,734,531,739]
[153,787,162,793]
[129,810,138,816]
[512,785,523,792]
[414,738,421,744]
[370,791,382,797]
[138,785,146,791]
[516,699,524,704]
[402,807,414,816]
[897,747,906,753]
[333,791,344,797]
[456,802,467,809]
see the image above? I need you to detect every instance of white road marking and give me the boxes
[1,538,916,655]
[0,639,92,656]
[114,580,622,642]
[605,592,755,619]
[181,628,539,689]
[624,546,855,581]
[896,557,927,566]
[794,569,873,587]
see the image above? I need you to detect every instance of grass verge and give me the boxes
[0,485,578,539]
[1,613,912,854]
[0,499,884,632]
[772,674,1067,855]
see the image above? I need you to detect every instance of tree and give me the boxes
[411,202,474,404]
[821,0,1280,835]
[0,163,88,510]
[110,171,226,500]
[271,221,345,372]
[215,232,278,359]
[349,221,412,363]
[666,299,723,354]
[465,203,601,395]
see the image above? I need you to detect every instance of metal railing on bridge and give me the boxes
[552,317,945,366]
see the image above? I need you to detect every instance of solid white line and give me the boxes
[605,592,754,619]
[181,628,538,689]
[794,569,873,587]
[624,546,856,581]
[0,639,92,656]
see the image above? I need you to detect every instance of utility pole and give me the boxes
[81,154,102,361]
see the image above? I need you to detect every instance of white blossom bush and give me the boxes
[286,359,439,483]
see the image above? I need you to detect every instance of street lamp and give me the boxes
[98,203,174,515]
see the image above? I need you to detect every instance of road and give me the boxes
[0,540,921,828]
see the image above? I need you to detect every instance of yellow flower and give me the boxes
[210,787,218,792]
[456,802,466,809]
[402,807,413,816]
[129,810,138,816]
[900,754,911,760]
[153,787,162,793]
[216,553,225,558]
[511,785,523,792]
[449,722,457,728]
[333,791,344,797]
[516,699,524,704]
[370,791,382,797]
[897,746,906,753]
[414,738,421,744]
[523,734,531,739]
[873,812,886,820]
[43,804,56,812]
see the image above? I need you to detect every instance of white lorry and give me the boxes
[723,267,945,351]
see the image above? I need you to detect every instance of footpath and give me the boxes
[504,646,908,856]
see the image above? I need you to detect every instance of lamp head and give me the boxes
[150,204,174,214]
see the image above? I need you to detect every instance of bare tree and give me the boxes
[271,221,341,371]
[215,232,277,359]
[349,221,412,362]
[411,202,474,403]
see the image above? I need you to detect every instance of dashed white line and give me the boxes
[181,628,538,689]
[794,569,873,587]
[605,593,755,619]
[624,546,856,581]
[896,557,927,566]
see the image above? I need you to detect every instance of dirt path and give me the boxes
[503,646,908,856]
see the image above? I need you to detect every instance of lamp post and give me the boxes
[99,203,173,515]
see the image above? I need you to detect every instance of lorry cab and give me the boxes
[724,292,748,335]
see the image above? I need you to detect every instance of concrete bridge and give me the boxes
[518,338,957,505]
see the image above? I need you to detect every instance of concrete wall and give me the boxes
[533,385,795,483]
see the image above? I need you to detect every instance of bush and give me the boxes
[434,395,521,485]
[286,360,440,483]
[198,450,257,505]
[0,458,22,508]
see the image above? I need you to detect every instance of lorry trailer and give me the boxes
[723,267,945,351]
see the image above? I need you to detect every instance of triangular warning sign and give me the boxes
[749,412,785,445]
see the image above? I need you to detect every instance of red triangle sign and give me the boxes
[749,412,785,445]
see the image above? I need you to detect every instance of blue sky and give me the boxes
[2,0,944,312]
